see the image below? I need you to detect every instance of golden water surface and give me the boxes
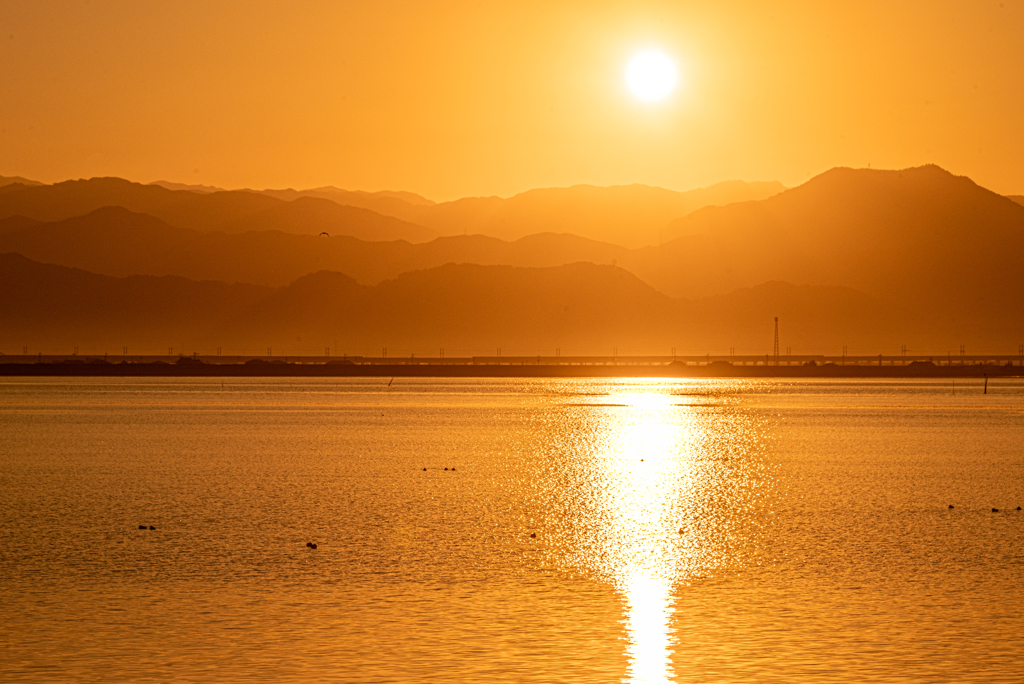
[1,378,1022,682]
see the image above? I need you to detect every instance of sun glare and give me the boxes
[626,51,677,101]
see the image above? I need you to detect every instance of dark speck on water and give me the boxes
[3,376,1023,683]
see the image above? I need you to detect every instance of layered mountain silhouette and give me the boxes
[388,181,785,247]
[259,186,435,218]
[2,165,1022,355]
[0,176,781,247]
[0,175,44,188]
[0,253,270,352]
[148,180,225,194]
[0,178,435,241]
[1,253,892,356]
[1008,195,1024,207]
[0,207,626,286]
[628,167,1024,323]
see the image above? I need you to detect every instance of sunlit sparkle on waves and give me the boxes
[537,380,776,683]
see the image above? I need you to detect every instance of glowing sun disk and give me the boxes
[626,51,677,101]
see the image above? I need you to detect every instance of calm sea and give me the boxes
[1,377,1022,683]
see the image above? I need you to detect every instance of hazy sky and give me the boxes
[3,0,1023,199]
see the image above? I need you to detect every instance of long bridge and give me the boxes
[1,352,1022,378]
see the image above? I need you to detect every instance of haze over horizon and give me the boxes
[2,2,1023,356]
[4,5,1024,684]
[2,163,1022,356]
[4,1,1024,199]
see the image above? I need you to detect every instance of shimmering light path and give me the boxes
[1,378,1022,682]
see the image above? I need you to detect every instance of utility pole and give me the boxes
[773,317,780,366]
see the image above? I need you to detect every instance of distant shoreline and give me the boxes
[1,359,1020,379]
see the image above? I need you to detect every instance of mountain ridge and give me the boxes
[1,252,896,357]
[0,177,436,242]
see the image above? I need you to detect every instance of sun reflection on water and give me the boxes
[550,380,771,683]
[623,568,675,683]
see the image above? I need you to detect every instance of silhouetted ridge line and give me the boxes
[0,176,436,242]
[1,253,899,356]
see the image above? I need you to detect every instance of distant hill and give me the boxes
[0,176,44,188]
[3,166,1022,354]
[260,186,435,221]
[230,180,783,247]
[217,196,437,242]
[630,166,1024,319]
[1,254,893,356]
[0,175,784,248]
[0,177,436,242]
[149,180,226,193]
[0,253,270,353]
[1007,195,1024,207]
[396,180,786,248]
[0,207,625,286]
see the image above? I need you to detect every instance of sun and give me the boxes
[626,51,677,101]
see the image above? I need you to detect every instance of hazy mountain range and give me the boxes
[0,175,44,189]
[0,176,782,248]
[0,178,436,242]
[1,253,890,357]
[1,166,1022,355]
[369,180,786,247]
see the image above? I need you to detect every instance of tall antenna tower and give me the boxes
[773,317,780,366]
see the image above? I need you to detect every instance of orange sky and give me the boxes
[3,0,1023,200]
